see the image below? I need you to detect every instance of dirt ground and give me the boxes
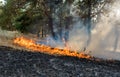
[0,30,120,77]
[0,46,120,77]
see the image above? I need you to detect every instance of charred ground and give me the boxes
[0,46,120,77]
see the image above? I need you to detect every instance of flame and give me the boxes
[13,37,92,59]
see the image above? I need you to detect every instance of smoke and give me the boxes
[87,0,120,60]
[38,0,120,60]
[68,0,120,60]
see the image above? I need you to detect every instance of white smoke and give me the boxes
[68,0,120,60]
[87,0,120,60]
[39,0,120,60]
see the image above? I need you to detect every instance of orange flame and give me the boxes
[13,37,92,59]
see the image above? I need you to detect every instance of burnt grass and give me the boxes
[0,46,120,77]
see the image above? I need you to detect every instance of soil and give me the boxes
[0,46,120,77]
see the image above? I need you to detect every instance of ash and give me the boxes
[0,46,120,77]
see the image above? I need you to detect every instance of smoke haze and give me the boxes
[39,0,120,60]
[68,0,120,60]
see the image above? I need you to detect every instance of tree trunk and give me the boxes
[48,16,55,39]
[64,17,71,42]
[58,13,62,40]
[86,0,92,47]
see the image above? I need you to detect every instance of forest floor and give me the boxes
[0,46,120,77]
[0,30,120,77]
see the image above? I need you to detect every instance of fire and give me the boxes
[13,37,92,59]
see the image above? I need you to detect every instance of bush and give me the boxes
[13,13,31,33]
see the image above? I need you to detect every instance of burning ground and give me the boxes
[0,46,120,77]
[13,37,91,59]
[0,0,120,76]
[0,29,120,77]
[0,32,120,77]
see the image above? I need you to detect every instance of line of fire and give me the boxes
[0,0,120,60]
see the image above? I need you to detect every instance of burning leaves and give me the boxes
[13,37,91,59]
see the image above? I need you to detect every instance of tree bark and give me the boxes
[84,0,92,48]
[48,16,56,39]
[64,16,71,42]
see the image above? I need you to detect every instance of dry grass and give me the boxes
[0,29,21,48]
[0,28,38,50]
